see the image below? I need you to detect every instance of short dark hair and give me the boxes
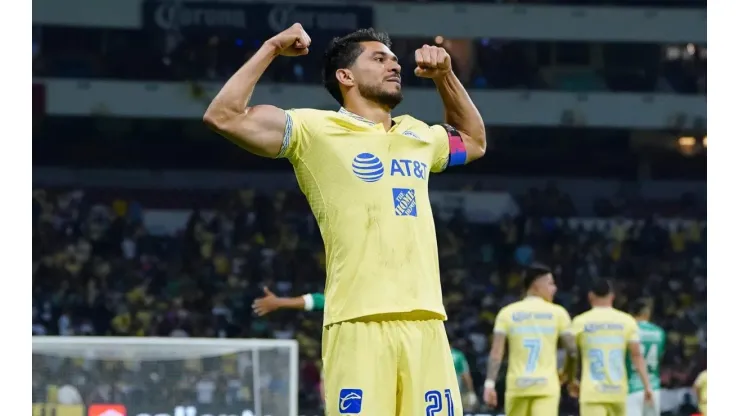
[523,263,551,290]
[589,278,614,297]
[322,28,392,105]
[629,299,651,316]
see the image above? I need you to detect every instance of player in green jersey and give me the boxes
[252,287,325,315]
[625,299,665,416]
[451,346,479,408]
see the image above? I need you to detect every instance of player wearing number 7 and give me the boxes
[568,278,654,416]
[483,264,578,416]
[625,299,665,416]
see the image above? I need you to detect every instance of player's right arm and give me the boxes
[252,288,325,316]
[483,308,508,407]
[203,23,311,158]
[626,318,654,401]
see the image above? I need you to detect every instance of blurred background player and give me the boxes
[568,278,653,416]
[204,22,486,415]
[626,299,665,416]
[451,342,479,408]
[483,264,577,416]
[252,287,325,316]
[693,370,707,416]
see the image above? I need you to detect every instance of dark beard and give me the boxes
[358,81,403,109]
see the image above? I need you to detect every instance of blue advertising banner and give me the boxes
[141,1,374,37]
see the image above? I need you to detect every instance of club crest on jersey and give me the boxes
[352,153,384,183]
[338,388,363,414]
[401,130,424,141]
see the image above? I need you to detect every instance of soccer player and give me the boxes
[203,23,486,416]
[483,264,577,416]
[252,287,325,316]
[568,278,653,416]
[693,370,707,416]
[625,299,665,416]
[451,344,479,408]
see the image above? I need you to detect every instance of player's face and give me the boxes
[352,41,403,109]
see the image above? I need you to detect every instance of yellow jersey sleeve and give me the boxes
[557,306,572,335]
[625,316,640,343]
[493,307,510,334]
[277,108,317,162]
[428,123,468,173]
[568,315,585,337]
[429,125,451,173]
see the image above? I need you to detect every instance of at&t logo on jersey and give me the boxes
[393,188,417,217]
[352,153,428,182]
[338,388,363,414]
[352,153,384,183]
[390,159,428,180]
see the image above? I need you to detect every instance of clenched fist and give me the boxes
[266,23,312,57]
[414,44,452,79]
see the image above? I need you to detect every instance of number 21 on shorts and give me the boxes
[425,389,454,416]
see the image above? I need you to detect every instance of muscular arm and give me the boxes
[628,341,652,391]
[486,332,507,384]
[560,333,580,383]
[433,71,487,163]
[203,43,287,158]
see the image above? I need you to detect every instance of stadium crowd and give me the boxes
[32,185,706,414]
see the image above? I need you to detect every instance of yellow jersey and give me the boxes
[493,296,572,397]
[569,307,640,403]
[694,370,707,409]
[279,108,466,326]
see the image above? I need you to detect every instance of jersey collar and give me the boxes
[338,107,377,126]
[338,107,398,128]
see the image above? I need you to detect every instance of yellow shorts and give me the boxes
[580,402,627,416]
[505,395,559,416]
[322,315,462,416]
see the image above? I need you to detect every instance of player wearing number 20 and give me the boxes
[484,264,577,416]
[568,279,654,416]
[625,299,665,416]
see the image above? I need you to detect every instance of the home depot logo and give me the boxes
[88,404,127,416]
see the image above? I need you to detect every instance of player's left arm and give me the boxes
[414,45,486,164]
[557,309,578,384]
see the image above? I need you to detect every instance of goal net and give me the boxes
[32,336,299,416]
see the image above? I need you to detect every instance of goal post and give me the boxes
[32,336,299,416]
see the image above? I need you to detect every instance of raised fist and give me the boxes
[413,44,452,79]
[266,23,312,57]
